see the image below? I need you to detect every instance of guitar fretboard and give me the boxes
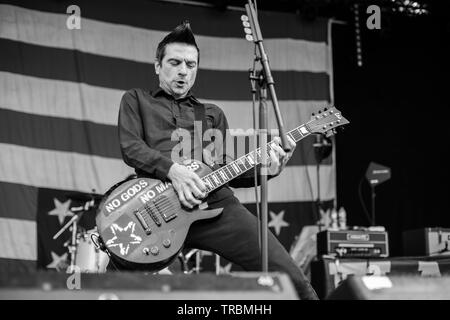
[201,123,312,193]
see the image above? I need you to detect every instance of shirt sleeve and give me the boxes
[212,106,277,188]
[118,89,174,181]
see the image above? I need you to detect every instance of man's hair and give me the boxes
[156,21,200,64]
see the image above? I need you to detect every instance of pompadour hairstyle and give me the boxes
[156,20,200,64]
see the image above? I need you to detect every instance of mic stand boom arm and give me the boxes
[245,1,291,153]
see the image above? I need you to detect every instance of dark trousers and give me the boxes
[185,194,319,300]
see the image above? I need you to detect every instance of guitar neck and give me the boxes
[201,123,312,193]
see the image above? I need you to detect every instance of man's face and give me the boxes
[155,43,198,99]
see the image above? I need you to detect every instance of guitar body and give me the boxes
[95,159,222,271]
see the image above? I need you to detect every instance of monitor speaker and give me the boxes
[0,271,298,300]
[326,275,450,300]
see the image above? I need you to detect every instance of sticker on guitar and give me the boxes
[104,180,172,213]
[105,221,142,256]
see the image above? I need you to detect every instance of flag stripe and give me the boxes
[0,143,134,194]
[0,109,120,159]
[0,257,36,273]
[0,181,37,221]
[0,72,122,126]
[0,143,333,201]
[0,217,36,260]
[0,39,330,101]
[1,1,328,41]
[233,165,335,203]
[0,108,332,166]
[0,5,329,73]
[0,71,330,130]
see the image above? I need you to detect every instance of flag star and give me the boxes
[319,208,332,227]
[268,210,289,236]
[46,251,68,269]
[48,198,73,225]
[219,263,232,274]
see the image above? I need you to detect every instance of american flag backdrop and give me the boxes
[0,0,335,273]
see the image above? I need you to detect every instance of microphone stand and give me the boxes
[52,199,94,272]
[313,134,324,230]
[245,0,290,273]
[370,184,376,226]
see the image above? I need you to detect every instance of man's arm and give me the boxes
[118,89,174,181]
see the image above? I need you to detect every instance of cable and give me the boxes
[303,140,322,223]
[358,175,373,225]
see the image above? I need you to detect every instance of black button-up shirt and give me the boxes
[118,88,271,202]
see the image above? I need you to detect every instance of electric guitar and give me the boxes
[95,107,349,270]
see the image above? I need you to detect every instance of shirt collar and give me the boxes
[152,87,201,105]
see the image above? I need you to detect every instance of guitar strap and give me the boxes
[193,102,208,163]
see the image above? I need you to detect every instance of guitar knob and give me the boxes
[163,239,171,248]
[150,246,159,255]
[143,247,150,255]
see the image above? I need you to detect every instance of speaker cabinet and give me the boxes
[327,275,450,300]
[403,228,450,256]
[0,271,298,300]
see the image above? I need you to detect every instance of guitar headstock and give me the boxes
[308,106,349,137]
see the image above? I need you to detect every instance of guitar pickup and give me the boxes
[144,204,162,226]
[134,211,152,235]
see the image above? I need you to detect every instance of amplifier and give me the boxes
[403,228,450,256]
[317,229,389,258]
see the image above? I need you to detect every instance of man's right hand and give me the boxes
[167,163,207,209]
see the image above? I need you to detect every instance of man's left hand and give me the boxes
[267,135,296,176]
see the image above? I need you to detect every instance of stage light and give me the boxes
[389,0,429,16]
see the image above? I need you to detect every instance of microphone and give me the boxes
[313,133,323,148]
[313,134,332,162]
